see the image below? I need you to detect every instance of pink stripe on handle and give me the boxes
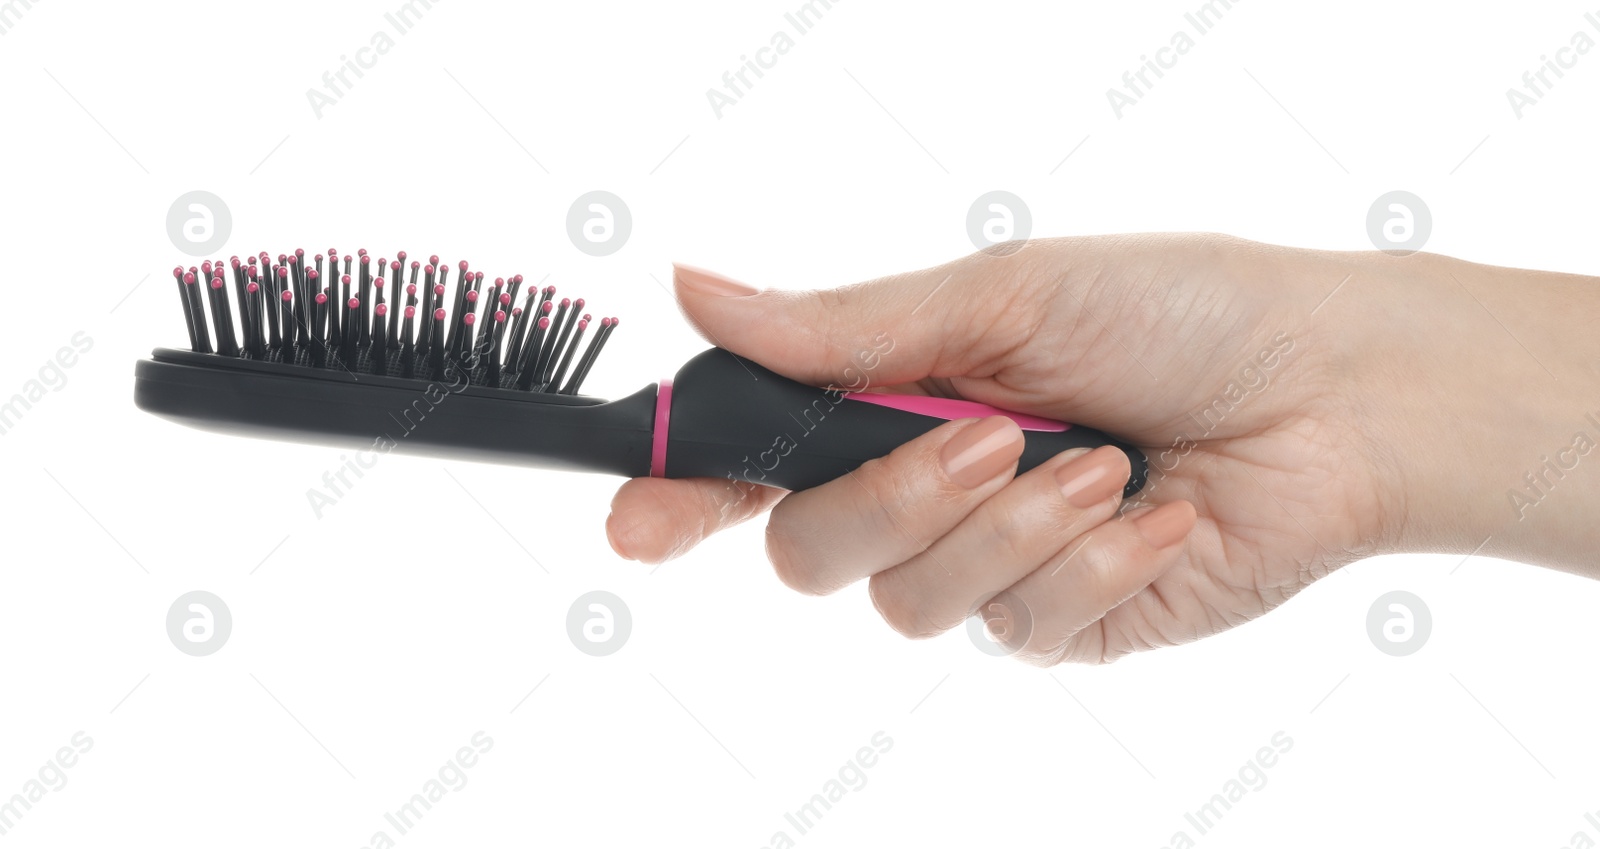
[649,379,673,477]
[843,392,1069,432]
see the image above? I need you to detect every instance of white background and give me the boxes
[1,0,1597,846]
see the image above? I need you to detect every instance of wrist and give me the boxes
[1336,252,1600,572]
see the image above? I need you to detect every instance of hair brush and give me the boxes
[134,248,1149,495]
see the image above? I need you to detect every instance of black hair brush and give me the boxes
[134,248,1148,495]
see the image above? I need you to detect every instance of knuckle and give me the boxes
[868,571,944,640]
[850,452,932,517]
[763,519,829,596]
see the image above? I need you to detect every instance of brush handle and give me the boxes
[660,348,1148,496]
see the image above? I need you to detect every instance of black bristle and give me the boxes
[400,305,416,379]
[547,314,588,392]
[562,317,616,395]
[541,298,583,386]
[372,303,389,376]
[165,247,617,395]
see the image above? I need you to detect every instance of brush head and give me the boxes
[136,247,653,478]
[158,246,619,396]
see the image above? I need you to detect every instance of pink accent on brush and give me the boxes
[842,393,1070,432]
[650,378,673,478]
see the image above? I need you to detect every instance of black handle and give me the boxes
[663,348,1147,495]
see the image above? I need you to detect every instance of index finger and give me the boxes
[606,477,785,564]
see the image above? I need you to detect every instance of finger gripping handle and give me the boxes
[662,348,1148,496]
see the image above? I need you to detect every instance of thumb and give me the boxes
[671,258,1027,388]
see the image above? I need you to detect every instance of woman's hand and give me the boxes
[605,234,1599,664]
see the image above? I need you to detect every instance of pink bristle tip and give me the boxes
[405,305,416,318]
[495,310,506,322]
[247,282,259,293]
[434,308,446,320]
[315,292,327,304]
[463,313,476,325]
[537,317,551,329]
[281,291,292,302]
[375,304,388,316]
[348,298,360,309]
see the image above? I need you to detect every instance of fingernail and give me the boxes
[940,417,1024,489]
[1133,501,1196,549]
[674,264,759,297]
[1055,446,1129,508]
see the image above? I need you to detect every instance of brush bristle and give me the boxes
[168,250,618,395]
